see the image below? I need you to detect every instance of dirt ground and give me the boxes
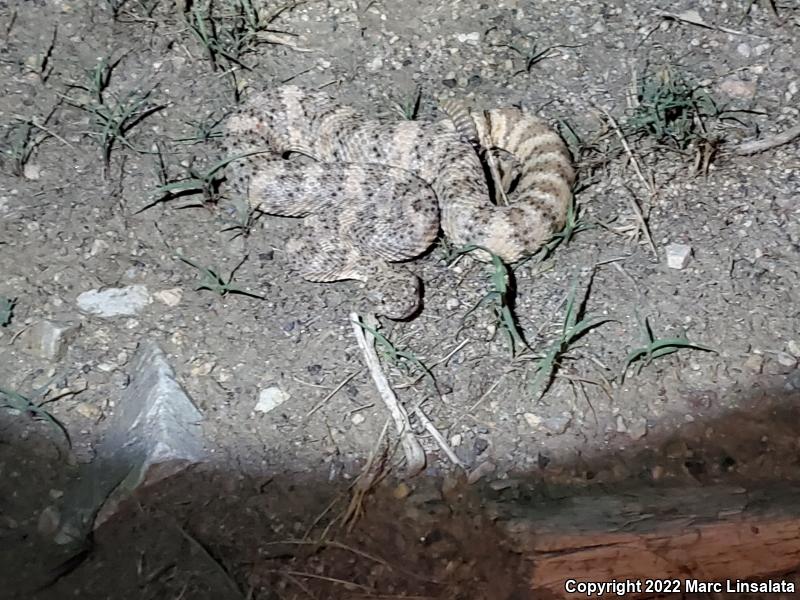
[1,0,799,598]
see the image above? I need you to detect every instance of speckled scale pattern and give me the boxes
[224,85,574,318]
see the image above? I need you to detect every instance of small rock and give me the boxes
[736,43,751,58]
[449,433,462,447]
[90,239,110,256]
[628,417,648,440]
[523,412,542,428]
[255,386,290,413]
[467,460,495,484]
[777,352,797,368]
[445,297,460,311]
[350,412,365,425]
[719,76,757,99]
[743,353,764,373]
[190,361,215,377]
[615,415,627,433]
[393,482,411,499]
[23,163,41,180]
[74,402,102,420]
[473,437,489,455]
[77,285,152,317]
[788,340,800,357]
[489,479,517,491]
[541,414,571,434]
[366,56,383,71]
[785,369,800,391]
[38,505,60,537]
[154,288,183,307]
[20,320,80,361]
[666,244,692,269]
[455,31,480,44]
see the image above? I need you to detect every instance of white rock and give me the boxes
[77,285,152,317]
[615,415,627,433]
[628,417,648,440]
[23,163,41,180]
[20,319,81,361]
[90,239,110,256]
[255,386,290,413]
[666,244,692,269]
[350,413,365,425]
[523,412,542,428]
[719,76,757,99]
[154,288,183,307]
[456,31,481,44]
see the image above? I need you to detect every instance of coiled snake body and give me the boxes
[224,85,574,318]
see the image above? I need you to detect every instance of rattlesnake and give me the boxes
[223,85,574,318]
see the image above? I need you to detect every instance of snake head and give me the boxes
[364,268,422,320]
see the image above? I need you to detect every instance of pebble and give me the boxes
[445,297,459,311]
[467,460,495,484]
[777,352,797,368]
[784,370,800,391]
[154,288,183,307]
[255,386,290,413]
[743,353,764,372]
[23,163,41,180]
[76,285,152,317]
[628,417,648,440]
[90,239,110,257]
[38,505,61,537]
[719,76,757,99]
[455,32,480,45]
[666,244,692,269]
[541,414,571,434]
[615,415,627,433]
[350,412,365,425]
[393,482,411,499]
[20,320,81,361]
[75,402,102,420]
[523,412,542,428]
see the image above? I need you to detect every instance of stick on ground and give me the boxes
[350,312,426,475]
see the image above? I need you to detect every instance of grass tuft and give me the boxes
[142,150,266,211]
[0,386,71,447]
[63,57,164,175]
[178,254,266,299]
[354,321,437,393]
[529,273,612,400]
[391,87,422,121]
[452,245,527,356]
[624,64,739,157]
[622,314,716,382]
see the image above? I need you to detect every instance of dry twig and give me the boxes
[350,312,425,474]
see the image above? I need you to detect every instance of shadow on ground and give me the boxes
[2,381,800,600]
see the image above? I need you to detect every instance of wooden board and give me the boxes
[487,484,800,598]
